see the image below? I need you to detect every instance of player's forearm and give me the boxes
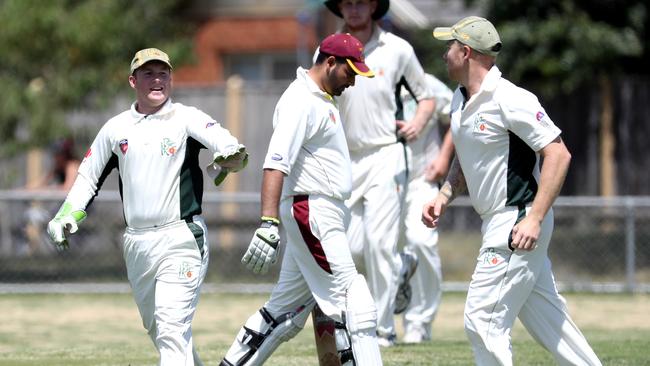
[438,129,454,163]
[260,169,285,220]
[411,98,435,131]
[529,138,571,223]
[63,173,97,212]
[440,157,466,202]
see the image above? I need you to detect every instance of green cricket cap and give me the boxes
[433,16,502,56]
[130,48,173,74]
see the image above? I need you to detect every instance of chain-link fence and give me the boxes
[1,190,649,292]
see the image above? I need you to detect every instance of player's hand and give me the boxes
[208,145,248,186]
[206,164,230,186]
[422,194,448,228]
[213,145,248,172]
[424,156,450,183]
[242,217,280,274]
[396,120,423,142]
[510,216,541,251]
[47,202,87,251]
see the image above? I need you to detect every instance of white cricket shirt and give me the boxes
[336,25,433,151]
[65,99,243,228]
[263,67,352,201]
[450,66,562,217]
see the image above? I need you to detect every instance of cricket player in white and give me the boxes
[220,33,382,366]
[423,17,601,365]
[47,48,248,366]
[323,0,435,345]
[397,73,454,343]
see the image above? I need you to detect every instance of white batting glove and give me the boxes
[47,202,87,251]
[242,217,280,274]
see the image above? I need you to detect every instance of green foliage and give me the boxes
[408,28,455,89]
[0,0,195,156]
[476,0,647,96]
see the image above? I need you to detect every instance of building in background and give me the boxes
[175,0,483,84]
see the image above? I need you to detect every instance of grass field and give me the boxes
[0,291,648,365]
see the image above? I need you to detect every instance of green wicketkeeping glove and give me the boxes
[208,145,248,186]
[213,145,248,172]
[47,202,87,251]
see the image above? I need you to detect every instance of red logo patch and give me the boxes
[119,139,129,154]
[536,111,545,121]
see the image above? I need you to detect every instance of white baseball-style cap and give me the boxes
[130,48,173,74]
[433,16,502,56]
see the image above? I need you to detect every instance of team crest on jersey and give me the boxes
[481,248,501,266]
[178,262,193,280]
[329,110,336,123]
[205,122,216,128]
[473,114,488,133]
[119,139,129,155]
[160,138,177,156]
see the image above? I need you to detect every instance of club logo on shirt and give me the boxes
[271,153,283,161]
[205,122,216,128]
[473,114,488,133]
[178,262,193,280]
[329,110,336,123]
[481,248,501,266]
[119,139,129,155]
[160,138,177,156]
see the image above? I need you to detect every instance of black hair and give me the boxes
[315,52,347,65]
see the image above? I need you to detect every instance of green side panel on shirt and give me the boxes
[186,221,205,256]
[180,137,206,220]
[506,131,538,207]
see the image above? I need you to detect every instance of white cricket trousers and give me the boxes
[399,176,442,335]
[465,207,601,366]
[123,217,209,366]
[346,143,406,337]
[266,195,359,322]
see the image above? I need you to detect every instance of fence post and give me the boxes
[0,202,11,256]
[624,197,636,292]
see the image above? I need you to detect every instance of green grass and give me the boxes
[0,292,648,365]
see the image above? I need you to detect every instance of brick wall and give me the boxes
[174,17,317,85]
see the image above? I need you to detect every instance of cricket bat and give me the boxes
[312,304,341,366]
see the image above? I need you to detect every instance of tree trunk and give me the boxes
[599,75,616,196]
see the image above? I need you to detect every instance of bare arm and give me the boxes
[510,136,571,250]
[422,155,466,228]
[61,160,81,191]
[396,97,436,142]
[424,127,454,183]
[439,156,467,202]
[260,169,285,220]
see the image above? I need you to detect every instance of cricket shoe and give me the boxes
[393,250,418,314]
[376,332,397,348]
[403,323,430,344]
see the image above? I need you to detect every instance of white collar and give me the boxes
[130,98,174,119]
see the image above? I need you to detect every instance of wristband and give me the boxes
[261,216,280,226]
[439,185,453,200]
